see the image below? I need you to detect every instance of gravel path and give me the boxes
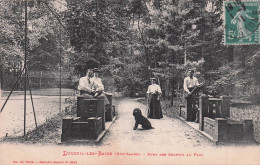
[101,98,216,149]
[97,98,260,165]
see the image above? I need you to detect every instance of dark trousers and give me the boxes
[185,88,199,121]
[79,90,109,105]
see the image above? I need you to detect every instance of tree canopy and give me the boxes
[0,0,259,103]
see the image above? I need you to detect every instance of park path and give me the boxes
[101,98,216,150]
[98,98,260,165]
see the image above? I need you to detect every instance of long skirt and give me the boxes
[148,94,163,119]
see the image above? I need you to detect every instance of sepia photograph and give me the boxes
[0,0,260,164]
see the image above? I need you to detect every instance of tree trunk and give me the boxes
[170,79,175,107]
[0,65,3,90]
[137,13,149,66]
[228,46,234,63]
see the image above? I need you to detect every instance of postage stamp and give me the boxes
[224,0,260,45]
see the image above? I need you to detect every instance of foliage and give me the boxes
[112,61,150,96]
[205,48,260,103]
[64,0,111,64]
[1,0,259,104]
[205,64,236,96]
[230,105,260,143]
[0,0,69,89]
[0,1,25,73]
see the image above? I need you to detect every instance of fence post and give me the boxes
[215,118,227,142]
[199,94,209,131]
[61,117,73,142]
[77,96,85,118]
[241,119,254,141]
[105,93,113,121]
[97,97,105,130]
[220,95,230,118]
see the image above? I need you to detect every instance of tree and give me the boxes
[65,0,111,67]
[0,0,69,89]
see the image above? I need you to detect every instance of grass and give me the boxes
[1,113,63,144]
[0,97,120,144]
[1,101,77,144]
[230,105,260,143]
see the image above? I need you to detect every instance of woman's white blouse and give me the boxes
[147,84,162,94]
[91,77,104,91]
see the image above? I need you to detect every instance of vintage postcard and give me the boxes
[1,0,260,165]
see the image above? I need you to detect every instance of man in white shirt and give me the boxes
[183,69,200,95]
[183,69,200,122]
[78,69,95,98]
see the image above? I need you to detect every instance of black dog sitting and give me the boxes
[133,108,153,130]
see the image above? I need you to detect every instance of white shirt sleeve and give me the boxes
[92,78,104,91]
[78,77,92,92]
[78,78,84,91]
[97,78,104,91]
[194,77,199,86]
[183,77,189,93]
[147,85,151,93]
[157,85,162,94]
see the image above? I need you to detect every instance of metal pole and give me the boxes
[24,0,28,137]
[27,74,37,129]
[59,26,62,113]
[0,68,25,112]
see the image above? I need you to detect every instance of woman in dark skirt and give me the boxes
[147,78,163,119]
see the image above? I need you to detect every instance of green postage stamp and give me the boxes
[224,0,260,45]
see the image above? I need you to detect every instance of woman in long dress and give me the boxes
[147,78,163,119]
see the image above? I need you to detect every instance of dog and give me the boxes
[133,108,153,130]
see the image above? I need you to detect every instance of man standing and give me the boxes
[78,69,95,98]
[183,69,200,95]
[183,69,200,122]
